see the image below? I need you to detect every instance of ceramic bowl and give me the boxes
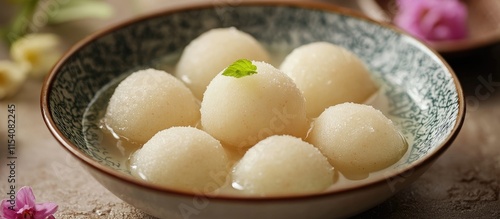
[41,1,465,218]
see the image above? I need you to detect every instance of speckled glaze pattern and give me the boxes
[49,5,458,173]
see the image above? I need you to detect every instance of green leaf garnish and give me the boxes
[222,59,257,78]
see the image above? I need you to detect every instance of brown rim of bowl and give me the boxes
[40,0,465,202]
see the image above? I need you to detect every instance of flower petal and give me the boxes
[394,0,467,41]
[0,199,17,218]
[10,33,62,78]
[15,187,36,209]
[0,60,28,99]
[33,203,58,219]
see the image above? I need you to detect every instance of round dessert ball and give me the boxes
[201,61,309,149]
[131,127,230,192]
[232,135,334,196]
[104,69,200,143]
[176,27,270,100]
[307,103,407,177]
[280,42,378,118]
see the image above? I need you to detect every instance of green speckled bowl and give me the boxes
[41,1,465,218]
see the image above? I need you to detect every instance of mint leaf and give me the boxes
[222,59,257,78]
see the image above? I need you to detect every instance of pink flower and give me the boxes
[394,0,468,41]
[1,187,57,219]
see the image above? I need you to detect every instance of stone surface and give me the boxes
[0,1,499,218]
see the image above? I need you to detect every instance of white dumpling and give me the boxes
[176,27,270,99]
[232,135,334,196]
[130,127,229,192]
[280,42,378,118]
[307,103,407,178]
[104,69,200,143]
[201,61,309,149]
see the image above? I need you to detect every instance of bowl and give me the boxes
[41,1,465,218]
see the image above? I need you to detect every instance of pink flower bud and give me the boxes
[394,0,468,41]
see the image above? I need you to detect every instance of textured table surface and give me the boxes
[0,0,499,218]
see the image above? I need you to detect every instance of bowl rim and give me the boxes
[40,0,465,201]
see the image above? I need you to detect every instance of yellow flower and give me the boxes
[0,60,28,99]
[10,33,62,78]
